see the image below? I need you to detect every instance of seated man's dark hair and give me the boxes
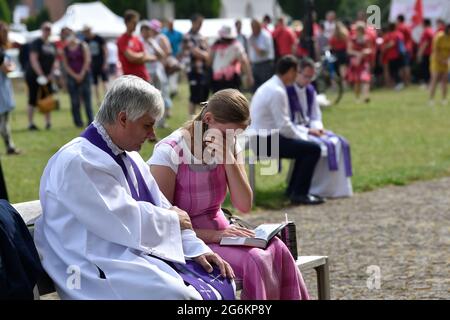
[276,55,298,75]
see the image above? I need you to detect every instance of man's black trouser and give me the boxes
[253,134,321,197]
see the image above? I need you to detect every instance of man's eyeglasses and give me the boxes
[298,72,315,80]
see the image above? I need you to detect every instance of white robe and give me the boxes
[34,136,216,299]
[294,85,353,198]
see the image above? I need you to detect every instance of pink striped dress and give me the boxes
[149,131,309,300]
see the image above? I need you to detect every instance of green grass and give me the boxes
[4,80,450,210]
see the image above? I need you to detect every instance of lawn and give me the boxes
[3,79,450,210]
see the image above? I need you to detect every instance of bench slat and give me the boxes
[12,200,42,224]
[296,256,328,271]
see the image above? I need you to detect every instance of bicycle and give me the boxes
[314,50,344,107]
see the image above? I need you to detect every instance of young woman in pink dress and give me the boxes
[148,89,309,300]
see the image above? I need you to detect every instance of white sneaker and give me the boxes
[317,94,331,108]
[394,83,405,91]
[442,100,448,106]
[428,100,435,106]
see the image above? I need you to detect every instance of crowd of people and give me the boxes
[1,10,448,136]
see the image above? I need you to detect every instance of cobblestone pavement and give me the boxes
[41,177,450,300]
[247,177,450,300]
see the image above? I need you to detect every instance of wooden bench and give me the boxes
[13,200,330,300]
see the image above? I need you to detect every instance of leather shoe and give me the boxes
[290,194,325,205]
[7,148,22,155]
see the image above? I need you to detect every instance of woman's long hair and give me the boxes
[0,21,10,50]
[334,21,349,41]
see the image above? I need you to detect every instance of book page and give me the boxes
[254,223,286,241]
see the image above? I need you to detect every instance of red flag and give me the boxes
[411,0,423,27]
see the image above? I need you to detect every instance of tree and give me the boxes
[337,0,391,24]
[278,0,391,24]
[278,0,342,21]
[0,0,11,23]
[70,0,148,19]
[24,7,50,30]
[69,0,221,19]
[173,0,221,19]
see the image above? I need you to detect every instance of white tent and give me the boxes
[173,18,254,41]
[8,31,27,45]
[51,1,125,38]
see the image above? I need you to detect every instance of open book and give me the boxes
[219,222,289,249]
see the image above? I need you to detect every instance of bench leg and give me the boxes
[315,259,330,300]
[33,285,40,300]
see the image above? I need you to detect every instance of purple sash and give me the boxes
[81,124,235,300]
[286,84,314,123]
[286,86,352,177]
[319,132,353,177]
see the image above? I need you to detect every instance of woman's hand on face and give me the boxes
[204,132,235,164]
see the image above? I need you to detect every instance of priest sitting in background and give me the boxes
[34,75,235,300]
[287,57,353,198]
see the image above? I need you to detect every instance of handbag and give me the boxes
[221,208,256,229]
[37,85,57,114]
[164,55,182,75]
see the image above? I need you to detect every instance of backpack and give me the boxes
[0,200,43,299]
[397,39,407,57]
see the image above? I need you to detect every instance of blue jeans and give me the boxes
[67,75,93,127]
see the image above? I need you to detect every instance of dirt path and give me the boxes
[247,177,450,299]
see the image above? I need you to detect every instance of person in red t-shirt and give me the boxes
[381,23,404,89]
[396,15,412,85]
[329,21,349,82]
[272,17,296,60]
[417,19,434,85]
[117,10,151,82]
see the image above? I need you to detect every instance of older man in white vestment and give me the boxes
[34,75,234,300]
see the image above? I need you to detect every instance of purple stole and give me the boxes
[286,85,353,177]
[81,124,235,300]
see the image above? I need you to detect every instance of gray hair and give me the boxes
[95,75,164,125]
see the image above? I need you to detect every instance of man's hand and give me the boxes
[309,128,325,137]
[194,252,235,279]
[170,206,193,230]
